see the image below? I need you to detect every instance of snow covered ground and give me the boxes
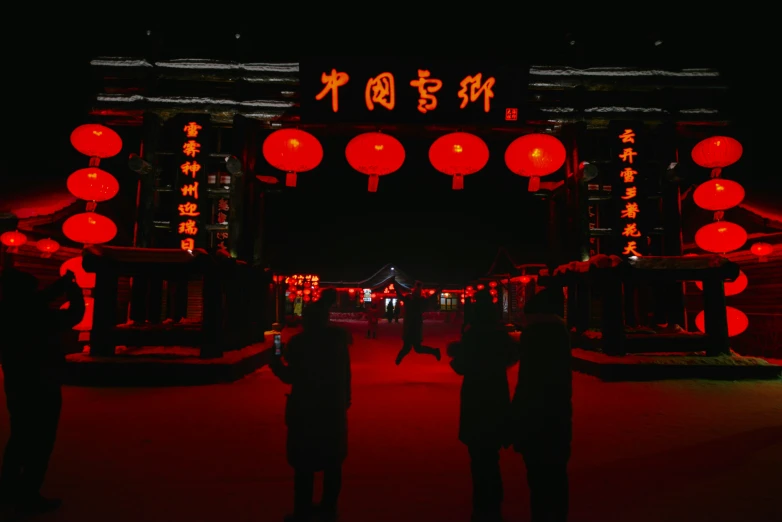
[2,321,781,521]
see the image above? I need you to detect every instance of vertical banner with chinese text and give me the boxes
[612,123,646,257]
[175,116,211,251]
[213,196,230,252]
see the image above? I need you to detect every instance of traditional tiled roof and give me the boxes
[321,263,425,290]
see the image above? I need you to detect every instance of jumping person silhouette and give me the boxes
[392,279,441,365]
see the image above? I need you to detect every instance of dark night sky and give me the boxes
[1,26,767,283]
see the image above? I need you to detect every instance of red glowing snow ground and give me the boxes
[2,321,782,522]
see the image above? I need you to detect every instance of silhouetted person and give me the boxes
[366,302,380,339]
[449,290,518,522]
[512,287,572,522]
[270,296,352,522]
[386,300,394,323]
[0,268,84,514]
[393,300,401,323]
[393,279,441,365]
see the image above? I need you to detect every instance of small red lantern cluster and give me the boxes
[346,132,405,192]
[285,274,320,303]
[65,124,122,246]
[1,230,27,253]
[691,135,748,337]
[262,129,323,188]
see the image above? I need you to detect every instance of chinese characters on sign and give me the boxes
[588,204,599,257]
[316,69,496,114]
[617,128,643,256]
[177,120,206,251]
[214,197,230,252]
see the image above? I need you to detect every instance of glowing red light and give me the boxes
[60,256,96,289]
[692,178,744,211]
[67,168,120,202]
[691,136,743,169]
[694,306,748,337]
[346,132,405,192]
[695,270,748,296]
[505,133,566,192]
[429,132,489,190]
[262,129,323,188]
[36,238,60,257]
[70,124,122,159]
[751,242,773,257]
[62,213,117,245]
[694,221,747,253]
[1,230,27,250]
[520,275,531,284]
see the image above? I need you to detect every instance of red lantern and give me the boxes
[36,238,60,258]
[60,296,93,331]
[505,134,566,192]
[62,213,117,245]
[692,178,744,211]
[70,124,122,162]
[262,129,323,187]
[695,270,747,296]
[751,242,773,261]
[694,306,748,337]
[691,136,742,176]
[370,293,377,299]
[346,132,405,192]
[520,275,531,284]
[489,281,497,288]
[67,167,120,202]
[695,221,746,254]
[60,256,96,288]
[348,288,355,294]
[288,293,296,302]
[476,284,485,290]
[1,230,27,252]
[429,132,489,190]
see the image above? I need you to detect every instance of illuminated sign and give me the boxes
[588,203,599,257]
[175,117,209,251]
[301,58,525,124]
[616,127,644,256]
[214,197,230,252]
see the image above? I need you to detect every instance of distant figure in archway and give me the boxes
[366,302,380,339]
[386,300,395,323]
[393,300,401,323]
[392,279,442,365]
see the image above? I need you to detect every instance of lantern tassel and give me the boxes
[86,201,97,212]
[285,172,297,187]
[368,174,379,193]
[528,176,541,192]
[89,157,101,167]
[452,174,464,190]
[710,167,722,178]
[714,211,724,222]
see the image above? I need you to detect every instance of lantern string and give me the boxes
[86,201,98,212]
[710,167,722,178]
[713,211,724,222]
[89,157,101,167]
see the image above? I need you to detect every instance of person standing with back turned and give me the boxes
[512,286,572,522]
[0,268,84,514]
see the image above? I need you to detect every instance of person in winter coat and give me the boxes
[386,300,395,323]
[366,302,381,339]
[511,286,572,522]
[393,301,401,323]
[270,300,352,522]
[393,279,442,365]
[0,268,84,514]
[449,289,518,522]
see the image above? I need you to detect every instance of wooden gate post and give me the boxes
[702,278,730,356]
